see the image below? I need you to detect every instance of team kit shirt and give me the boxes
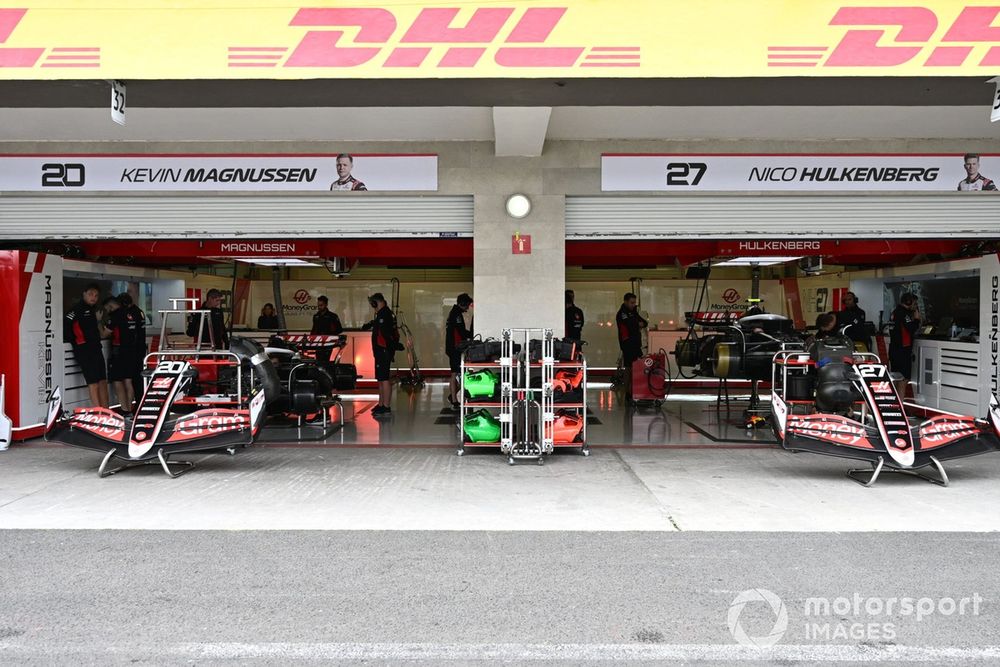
[835,304,868,345]
[109,306,146,351]
[616,305,647,351]
[64,300,102,350]
[329,176,367,191]
[889,305,920,350]
[311,309,343,335]
[371,306,399,354]
[958,174,997,191]
[187,306,229,349]
[445,305,472,355]
[565,305,584,340]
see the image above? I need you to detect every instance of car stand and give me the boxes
[846,455,949,488]
[97,447,196,479]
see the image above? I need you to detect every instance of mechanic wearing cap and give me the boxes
[186,288,228,349]
[445,293,473,409]
[565,290,584,341]
[311,295,344,364]
[363,292,400,416]
[64,283,109,408]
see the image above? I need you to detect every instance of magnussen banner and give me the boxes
[0,154,438,192]
[602,154,1000,192]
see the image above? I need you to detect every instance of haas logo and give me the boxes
[294,289,311,304]
[722,288,740,304]
[769,6,1000,69]
[230,6,640,69]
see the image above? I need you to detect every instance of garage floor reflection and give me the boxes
[254,381,780,449]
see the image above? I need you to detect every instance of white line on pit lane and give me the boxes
[166,642,1000,662]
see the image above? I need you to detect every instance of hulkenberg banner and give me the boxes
[982,253,1000,417]
[0,1,995,80]
[0,154,438,192]
[602,154,1000,192]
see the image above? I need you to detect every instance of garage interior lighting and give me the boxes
[712,256,802,267]
[233,257,320,267]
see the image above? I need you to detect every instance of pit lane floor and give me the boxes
[6,383,1000,664]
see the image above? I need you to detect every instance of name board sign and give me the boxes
[602,154,1000,192]
[0,154,438,192]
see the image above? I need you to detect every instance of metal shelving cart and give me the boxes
[457,328,588,464]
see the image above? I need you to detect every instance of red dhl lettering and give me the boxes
[229,6,640,69]
[768,5,1000,69]
[0,8,101,68]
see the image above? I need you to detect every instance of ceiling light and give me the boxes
[233,257,320,267]
[505,194,531,219]
[712,256,802,267]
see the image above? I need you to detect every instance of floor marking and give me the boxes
[150,642,1000,662]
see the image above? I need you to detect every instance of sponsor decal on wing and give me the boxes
[786,414,875,450]
[918,415,980,450]
[166,409,250,443]
[69,408,126,442]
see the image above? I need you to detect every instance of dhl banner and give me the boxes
[0,1,995,80]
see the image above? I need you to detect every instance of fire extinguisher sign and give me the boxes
[512,234,531,255]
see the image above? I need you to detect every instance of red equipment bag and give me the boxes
[631,353,667,401]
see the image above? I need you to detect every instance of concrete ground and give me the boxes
[3,445,1000,532]
[4,384,1000,664]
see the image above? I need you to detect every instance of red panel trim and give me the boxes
[0,251,21,424]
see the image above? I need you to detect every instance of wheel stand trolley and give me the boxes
[458,328,588,465]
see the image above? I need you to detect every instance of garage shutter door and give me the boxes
[0,194,473,239]
[566,195,999,239]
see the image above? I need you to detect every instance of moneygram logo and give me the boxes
[293,289,311,304]
[229,7,640,70]
[768,6,1000,69]
[728,589,788,647]
[722,288,741,304]
[0,9,101,68]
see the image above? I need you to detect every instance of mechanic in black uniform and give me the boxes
[118,293,147,407]
[106,293,145,413]
[186,288,228,349]
[310,295,344,364]
[889,292,921,398]
[64,283,109,408]
[835,291,871,352]
[445,293,473,409]
[616,292,648,400]
[565,289,584,341]
[363,293,401,416]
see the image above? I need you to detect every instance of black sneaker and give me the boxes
[372,405,387,415]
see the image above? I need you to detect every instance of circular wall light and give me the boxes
[505,194,531,219]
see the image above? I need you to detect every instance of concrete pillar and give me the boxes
[473,190,565,339]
